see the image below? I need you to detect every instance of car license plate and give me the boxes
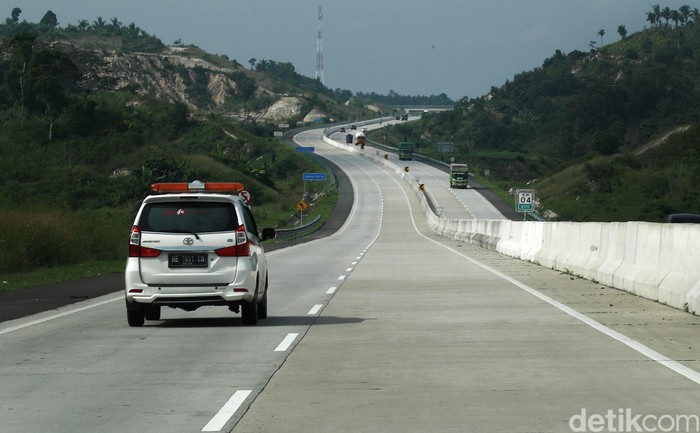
[168,253,208,268]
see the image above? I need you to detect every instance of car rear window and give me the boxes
[139,202,239,233]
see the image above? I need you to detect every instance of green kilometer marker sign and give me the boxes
[516,189,536,213]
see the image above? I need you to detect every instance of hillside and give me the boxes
[0,12,387,276]
[377,4,700,222]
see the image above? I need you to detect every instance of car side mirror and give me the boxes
[260,227,276,241]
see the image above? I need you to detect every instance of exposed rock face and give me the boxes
[259,97,303,121]
[78,46,323,122]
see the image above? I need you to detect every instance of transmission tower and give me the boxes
[315,5,325,85]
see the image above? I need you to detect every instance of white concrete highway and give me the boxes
[1,127,699,433]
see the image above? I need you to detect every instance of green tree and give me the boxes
[646,11,657,28]
[109,17,122,31]
[92,17,106,32]
[4,31,37,106]
[597,29,605,46]
[660,7,671,26]
[652,4,661,26]
[617,25,627,39]
[11,7,21,23]
[3,32,80,140]
[679,5,690,26]
[670,9,680,28]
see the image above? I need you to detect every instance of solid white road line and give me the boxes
[0,295,122,335]
[391,171,700,386]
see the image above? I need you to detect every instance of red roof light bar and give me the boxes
[150,181,245,194]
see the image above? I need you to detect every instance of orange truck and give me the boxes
[355,132,366,149]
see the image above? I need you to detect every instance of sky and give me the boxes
[7,0,695,101]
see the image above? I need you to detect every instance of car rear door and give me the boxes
[136,198,241,286]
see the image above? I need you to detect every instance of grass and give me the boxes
[0,259,125,293]
[0,185,338,294]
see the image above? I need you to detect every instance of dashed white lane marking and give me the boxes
[201,390,252,432]
[274,333,299,352]
[308,304,323,315]
[326,286,338,294]
[338,275,346,280]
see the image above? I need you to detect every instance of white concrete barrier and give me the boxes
[324,131,700,316]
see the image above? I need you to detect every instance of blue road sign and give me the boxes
[296,146,315,153]
[303,173,327,181]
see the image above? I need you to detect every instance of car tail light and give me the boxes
[215,225,250,257]
[128,225,161,258]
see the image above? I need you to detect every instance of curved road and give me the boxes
[1,128,699,433]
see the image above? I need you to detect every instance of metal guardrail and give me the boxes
[274,214,322,239]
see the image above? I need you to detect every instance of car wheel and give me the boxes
[258,276,268,319]
[126,302,145,327]
[241,279,259,325]
[145,305,161,321]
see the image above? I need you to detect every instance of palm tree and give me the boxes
[77,19,88,31]
[661,7,672,26]
[92,17,106,32]
[646,11,657,28]
[653,4,661,25]
[597,29,605,46]
[110,17,122,31]
[679,5,690,26]
[126,22,140,37]
[670,9,680,28]
[691,8,700,25]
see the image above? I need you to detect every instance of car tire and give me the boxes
[241,279,259,325]
[258,276,268,319]
[145,305,161,321]
[126,303,145,327]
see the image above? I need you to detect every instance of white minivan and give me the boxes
[124,181,275,326]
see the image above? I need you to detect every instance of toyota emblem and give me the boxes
[183,237,194,245]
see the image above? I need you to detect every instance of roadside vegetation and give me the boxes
[375,4,700,222]
[0,10,343,288]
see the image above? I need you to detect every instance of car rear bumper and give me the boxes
[124,260,257,305]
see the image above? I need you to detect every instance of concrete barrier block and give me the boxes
[533,222,562,268]
[521,222,545,262]
[589,223,625,287]
[686,279,700,315]
[613,222,665,301]
[550,222,596,280]
[657,224,700,310]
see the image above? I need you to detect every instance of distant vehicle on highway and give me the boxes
[398,142,413,160]
[356,132,366,149]
[449,163,470,188]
